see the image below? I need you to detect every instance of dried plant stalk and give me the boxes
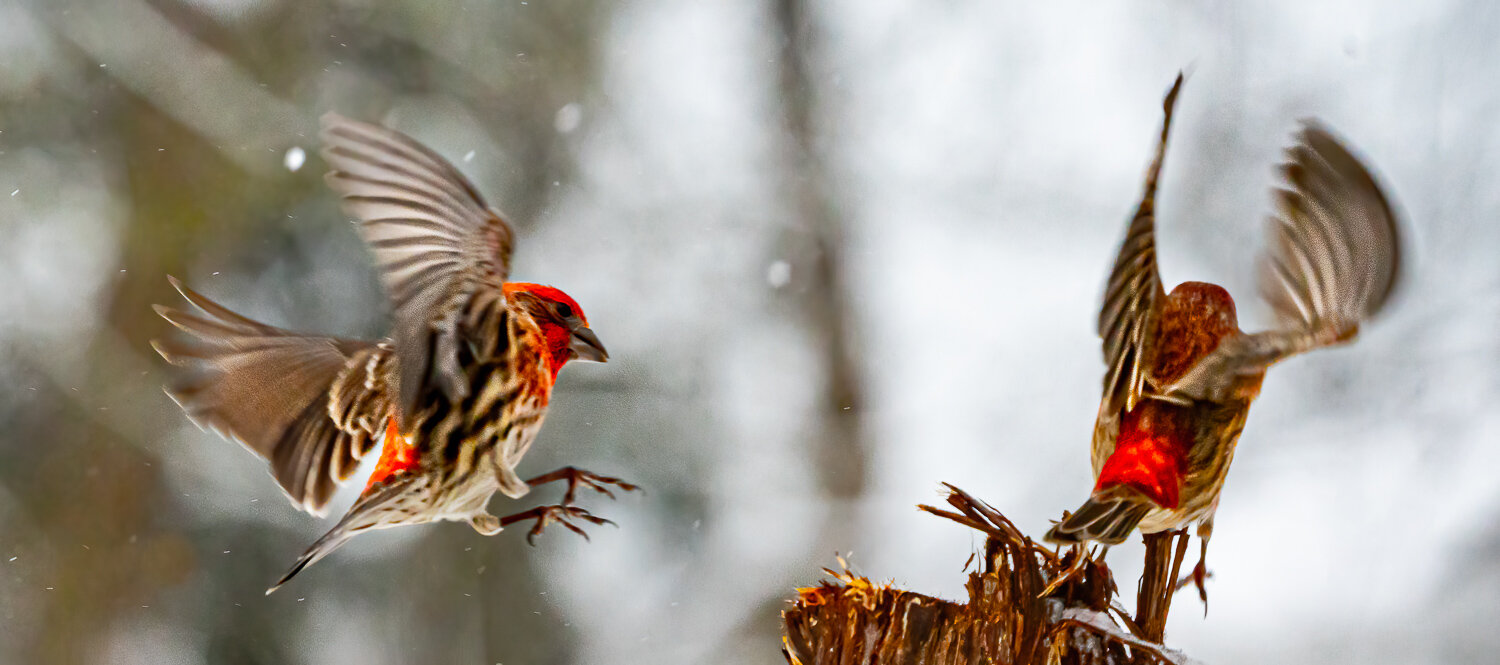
[781,485,1199,665]
[1135,530,1191,643]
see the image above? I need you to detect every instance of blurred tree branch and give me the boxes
[30,0,301,173]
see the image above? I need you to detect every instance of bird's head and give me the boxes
[503,283,608,376]
[1153,281,1240,383]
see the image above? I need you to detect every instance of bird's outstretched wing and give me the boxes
[153,277,395,515]
[320,113,515,426]
[1162,123,1402,402]
[1099,73,1183,415]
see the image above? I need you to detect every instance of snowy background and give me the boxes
[1,1,1497,664]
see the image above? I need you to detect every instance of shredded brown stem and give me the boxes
[782,484,1198,665]
[1134,529,1191,643]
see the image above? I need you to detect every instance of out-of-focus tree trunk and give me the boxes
[773,0,867,560]
[762,0,874,653]
[771,0,868,504]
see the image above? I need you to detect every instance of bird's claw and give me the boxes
[499,504,616,545]
[525,466,641,505]
[1173,556,1211,613]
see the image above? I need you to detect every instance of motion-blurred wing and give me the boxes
[1162,123,1403,402]
[320,113,515,427]
[1099,74,1182,414]
[153,277,394,515]
[1260,122,1401,331]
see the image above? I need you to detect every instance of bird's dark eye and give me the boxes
[554,303,574,319]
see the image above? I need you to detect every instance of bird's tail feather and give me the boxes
[265,474,432,594]
[1046,487,1155,545]
[266,526,355,595]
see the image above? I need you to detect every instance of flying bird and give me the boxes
[154,113,636,593]
[1045,75,1403,594]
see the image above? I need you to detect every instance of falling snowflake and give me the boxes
[284,146,306,172]
[554,103,582,134]
[766,260,792,288]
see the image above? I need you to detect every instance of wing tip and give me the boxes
[1294,117,1338,149]
[1164,71,1185,111]
[319,110,351,131]
[149,338,178,364]
[1273,119,1406,322]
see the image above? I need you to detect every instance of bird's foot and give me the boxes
[525,466,640,505]
[499,504,616,545]
[1173,556,1212,613]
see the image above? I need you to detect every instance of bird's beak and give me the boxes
[568,326,608,363]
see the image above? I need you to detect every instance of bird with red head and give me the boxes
[1045,74,1404,600]
[154,113,636,593]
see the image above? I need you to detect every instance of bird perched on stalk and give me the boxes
[1045,75,1403,594]
[154,113,636,593]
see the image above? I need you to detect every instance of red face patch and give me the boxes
[503,282,587,326]
[503,282,588,380]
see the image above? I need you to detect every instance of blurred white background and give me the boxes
[0,1,1495,664]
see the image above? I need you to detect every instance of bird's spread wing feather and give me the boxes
[1162,123,1403,402]
[1260,123,1401,331]
[153,277,393,515]
[320,113,515,426]
[1099,74,1182,415]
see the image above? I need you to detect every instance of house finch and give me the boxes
[1045,75,1403,584]
[154,113,635,593]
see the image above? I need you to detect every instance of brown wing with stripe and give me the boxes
[320,113,515,428]
[1260,123,1401,332]
[1161,123,1403,402]
[1098,74,1183,416]
[153,277,394,515]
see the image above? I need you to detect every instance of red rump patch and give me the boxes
[364,418,420,493]
[1094,404,1191,509]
